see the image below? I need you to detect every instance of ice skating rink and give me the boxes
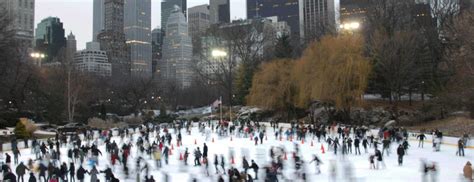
[1,125,472,182]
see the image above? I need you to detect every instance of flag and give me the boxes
[211,98,222,108]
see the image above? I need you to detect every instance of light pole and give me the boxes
[212,50,227,58]
[212,49,231,122]
[421,81,425,101]
[340,22,361,34]
[30,52,45,67]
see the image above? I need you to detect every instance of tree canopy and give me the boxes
[247,59,295,111]
[247,35,371,121]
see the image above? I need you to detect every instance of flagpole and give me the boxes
[230,99,232,124]
[220,96,223,123]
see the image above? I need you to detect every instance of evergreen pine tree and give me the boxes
[14,120,30,139]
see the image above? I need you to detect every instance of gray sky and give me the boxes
[35,0,247,49]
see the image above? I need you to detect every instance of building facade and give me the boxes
[340,0,368,26]
[300,0,340,40]
[97,0,130,78]
[161,8,193,89]
[124,0,152,78]
[92,0,105,41]
[151,28,163,75]
[265,16,291,37]
[161,0,187,34]
[198,36,227,77]
[66,32,77,62]
[210,0,230,24]
[74,42,112,77]
[1,0,35,48]
[188,4,210,40]
[247,0,299,38]
[35,17,66,63]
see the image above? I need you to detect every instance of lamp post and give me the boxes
[212,49,231,123]
[212,50,228,58]
[340,22,361,34]
[421,81,425,101]
[30,52,45,67]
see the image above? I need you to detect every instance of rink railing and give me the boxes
[1,123,473,151]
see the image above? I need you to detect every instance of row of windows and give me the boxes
[77,51,107,55]
[18,0,34,9]
[77,66,111,71]
[17,13,34,30]
[75,60,108,64]
[189,12,210,20]
[76,63,111,67]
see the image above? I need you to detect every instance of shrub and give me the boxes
[14,120,28,139]
[88,117,127,129]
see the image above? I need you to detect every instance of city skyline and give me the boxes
[35,0,247,50]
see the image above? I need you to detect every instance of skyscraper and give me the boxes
[300,0,340,40]
[124,0,152,78]
[161,0,187,34]
[97,0,130,78]
[92,0,105,41]
[151,28,163,75]
[151,28,163,59]
[210,0,230,24]
[162,7,193,89]
[2,0,35,48]
[35,17,66,63]
[247,0,299,37]
[66,32,77,62]
[188,4,210,39]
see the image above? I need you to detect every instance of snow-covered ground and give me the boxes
[1,125,472,182]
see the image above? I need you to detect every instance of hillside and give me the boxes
[404,116,474,137]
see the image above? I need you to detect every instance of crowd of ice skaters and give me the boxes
[0,119,472,182]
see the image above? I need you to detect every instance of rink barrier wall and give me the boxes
[1,123,473,151]
[1,139,49,152]
[261,122,474,148]
[407,132,474,149]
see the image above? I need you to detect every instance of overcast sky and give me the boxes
[35,0,247,49]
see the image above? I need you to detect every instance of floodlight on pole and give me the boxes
[212,50,227,58]
[30,52,46,67]
[340,22,360,30]
[30,52,45,58]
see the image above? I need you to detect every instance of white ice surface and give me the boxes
[1,126,472,182]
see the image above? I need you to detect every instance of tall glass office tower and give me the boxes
[124,0,152,78]
[162,7,193,89]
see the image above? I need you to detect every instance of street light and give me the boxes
[421,81,425,101]
[340,22,360,31]
[212,49,234,123]
[212,50,227,58]
[30,52,46,67]
[30,53,45,58]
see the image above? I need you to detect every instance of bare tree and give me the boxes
[365,0,459,103]
[112,77,158,115]
[366,0,416,37]
[193,20,276,105]
[368,30,427,102]
[438,10,474,117]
